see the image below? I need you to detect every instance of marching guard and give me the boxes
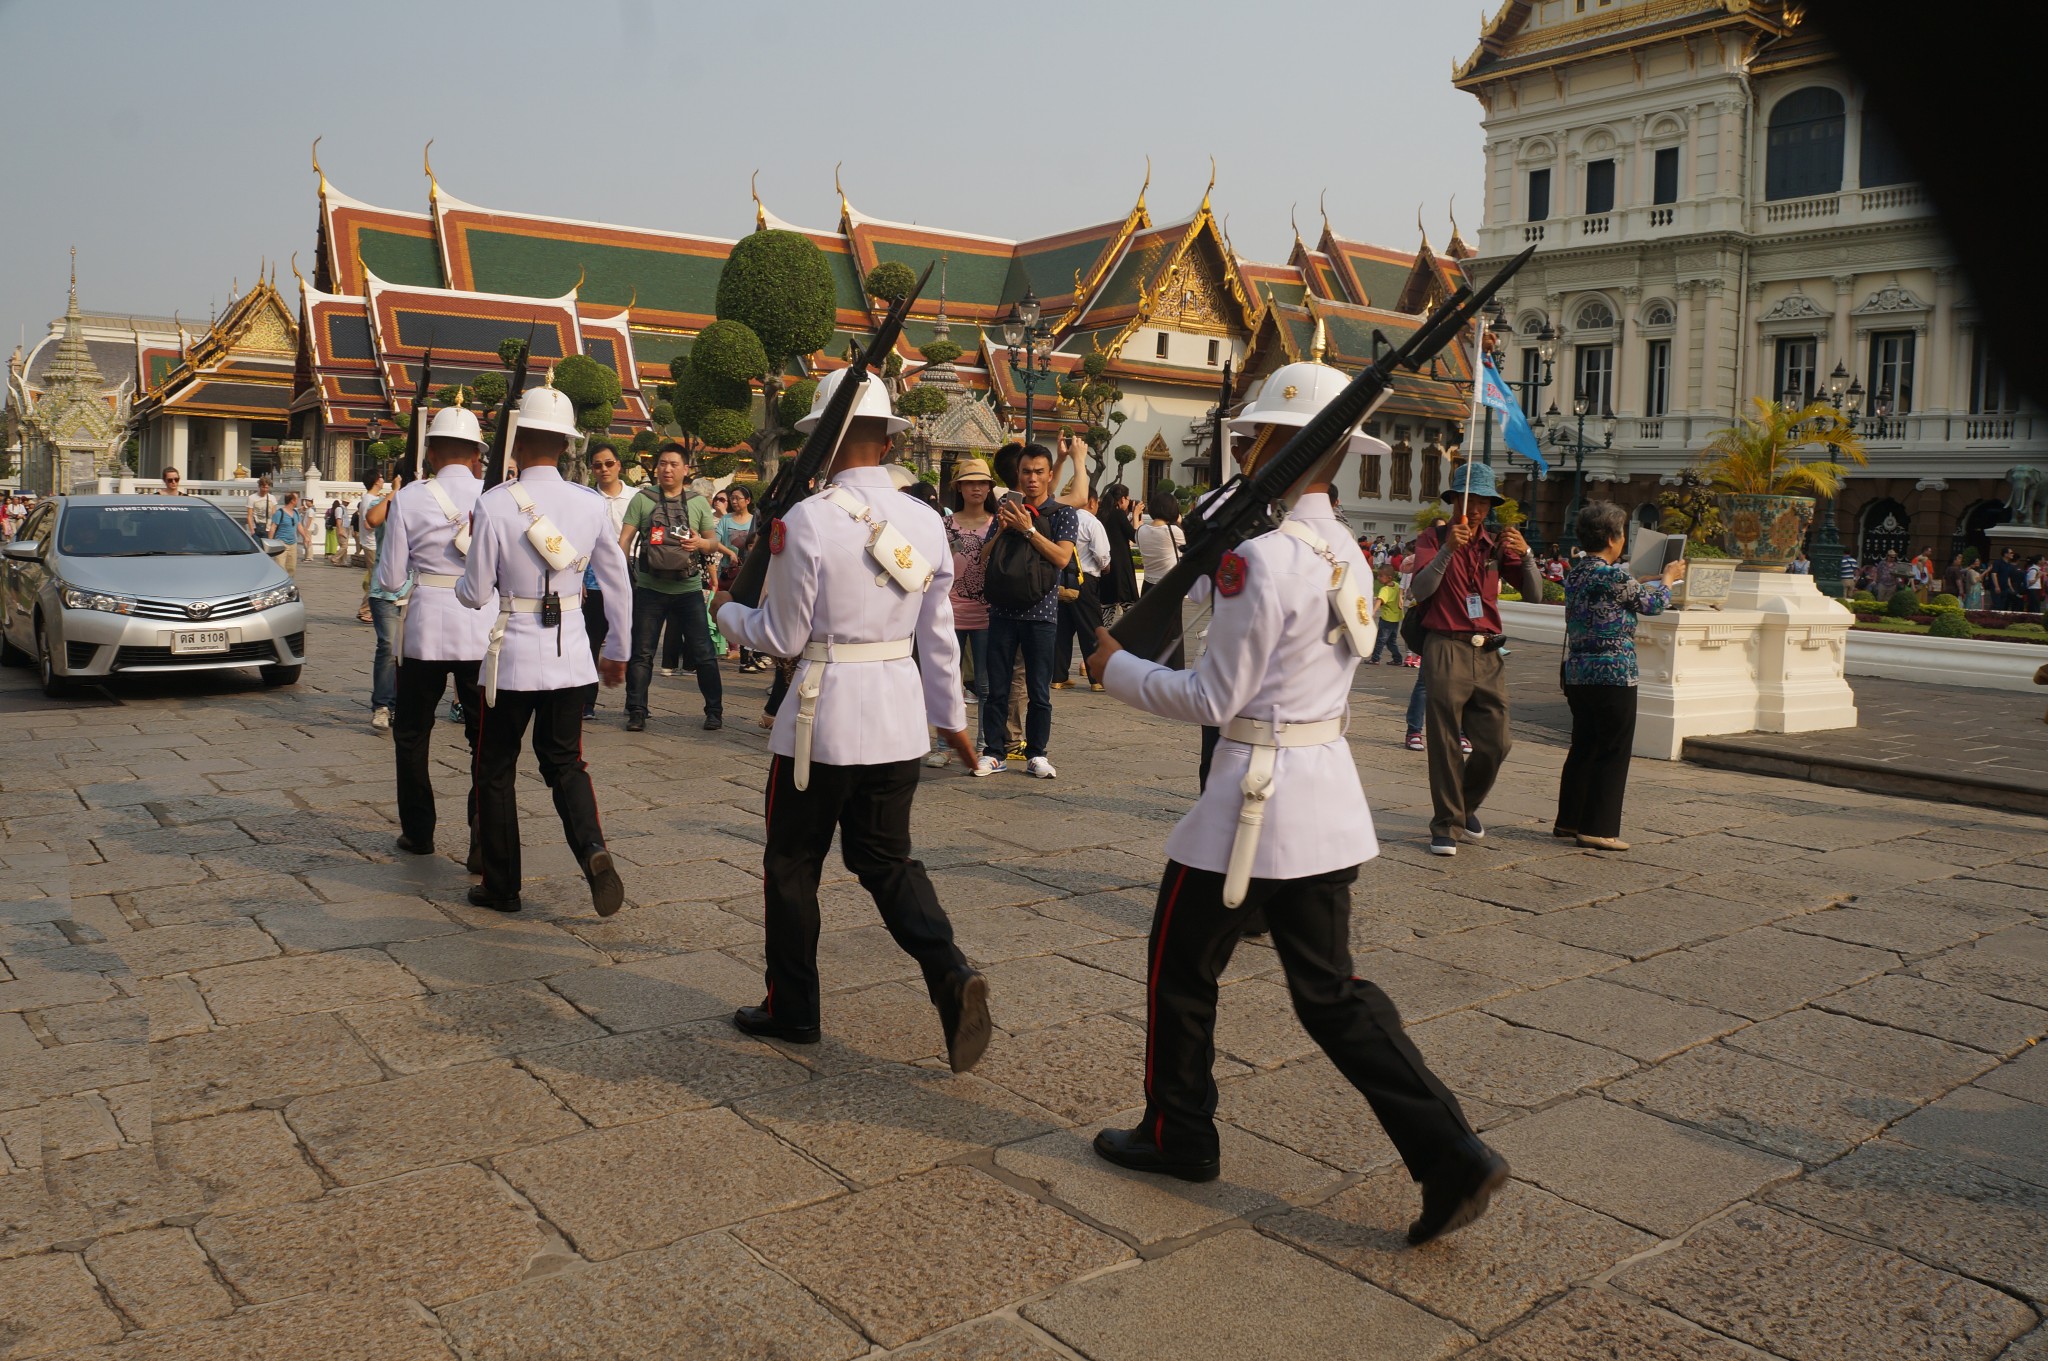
[1085,357,1509,1246]
[378,397,491,869]
[715,369,993,1072]
[456,381,634,916]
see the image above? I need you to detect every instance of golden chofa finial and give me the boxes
[1289,202,1302,249]
[423,140,438,202]
[1138,155,1150,212]
[1310,316,1328,364]
[752,169,766,230]
[834,161,847,214]
[1319,188,1331,240]
[1201,156,1216,213]
[571,264,585,296]
[311,136,326,196]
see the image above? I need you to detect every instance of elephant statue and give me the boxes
[2008,465,2048,529]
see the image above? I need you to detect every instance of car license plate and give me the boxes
[171,630,230,655]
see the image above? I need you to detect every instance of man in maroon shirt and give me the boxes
[1407,462,1544,856]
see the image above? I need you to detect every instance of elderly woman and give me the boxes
[1555,502,1686,852]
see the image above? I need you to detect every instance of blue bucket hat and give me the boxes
[1442,461,1502,503]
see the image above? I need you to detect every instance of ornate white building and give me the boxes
[1456,0,2038,561]
[6,257,139,494]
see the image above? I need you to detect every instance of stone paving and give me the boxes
[2,564,2046,1360]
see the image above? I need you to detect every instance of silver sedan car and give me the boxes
[1,495,308,696]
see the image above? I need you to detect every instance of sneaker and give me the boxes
[925,743,950,768]
[447,700,465,722]
[1026,756,1058,779]
[371,707,391,731]
[1404,731,1425,751]
[1428,834,1458,857]
[1403,655,1422,668]
[582,704,596,721]
[625,712,646,733]
[1463,814,1485,841]
[659,667,676,678]
[974,755,1008,778]
[1364,657,1381,665]
[1459,735,1473,755]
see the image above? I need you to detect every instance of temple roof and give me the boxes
[1454,0,1792,87]
[1241,297,1477,424]
[135,274,298,421]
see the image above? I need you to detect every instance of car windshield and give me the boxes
[57,503,256,557]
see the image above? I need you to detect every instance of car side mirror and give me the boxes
[1,540,42,562]
[262,540,288,557]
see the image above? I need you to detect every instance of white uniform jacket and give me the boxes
[1102,494,1377,879]
[718,465,967,766]
[373,465,494,660]
[456,467,632,691]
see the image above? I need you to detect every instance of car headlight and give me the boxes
[59,583,139,615]
[250,583,300,611]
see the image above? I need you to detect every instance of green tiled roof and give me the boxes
[1341,253,1412,308]
[359,229,444,289]
[869,240,1012,307]
[1092,235,1171,312]
[629,330,692,370]
[1252,278,1307,309]
[1013,229,1118,301]
[464,232,724,318]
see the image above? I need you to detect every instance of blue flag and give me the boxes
[1478,356,1548,475]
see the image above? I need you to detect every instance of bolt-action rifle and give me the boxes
[725,262,935,608]
[1108,244,1537,665]
[480,322,537,492]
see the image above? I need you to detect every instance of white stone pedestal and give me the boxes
[1724,570,1859,734]
[1632,607,1767,759]
[1987,523,2048,562]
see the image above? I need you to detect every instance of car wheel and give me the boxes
[263,665,302,687]
[36,619,70,698]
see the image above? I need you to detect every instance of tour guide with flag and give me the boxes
[1082,355,1510,1248]
[713,367,993,1074]
[456,378,634,916]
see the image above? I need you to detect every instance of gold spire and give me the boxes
[1319,188,1331,241]
[1137,155,1150,214]
[751,169,766,230]
[454,386,467,408]
[543,365,556,390]
[424,139,438,203]
[570,264,585,296]
[1309,315,1328,364]
[834,161,847,215]
[1417,202,1432,251]
[311,136,327,197]
[1289,203,1303,251]
[1201,156,1216,213]
[289,252,306,299]
[68,245,77,309]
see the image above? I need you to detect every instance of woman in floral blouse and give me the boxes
[1556,502,1686,851]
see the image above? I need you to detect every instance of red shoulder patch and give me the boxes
[1216,551,1248,598]
[768,520,786,555]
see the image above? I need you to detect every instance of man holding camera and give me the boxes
[619,443,723,732]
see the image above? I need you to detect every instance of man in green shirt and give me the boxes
[619,443,723,731]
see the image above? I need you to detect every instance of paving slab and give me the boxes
[881,1317,1073,1360]
[151,1013,383,1121]
[1769,1139,2048,1304]
[739,1165,1129,1349]
[285,1059,584,1184]
[1408,1010,1639,1110]
[1268,1172,1653,1334]
[1917,925,2048,1006]
[1218,1053,1411,1172]
[1486,1096,1800,1236]
[1465,1287,1799,1361]
[191,946,423,1024]
[0,1252,126,1357]
[553,900,756,959]
[496,1107,843,1260]
[1724,1007,1998,1104]
[83,1227,234,1329]
[1978,1043,2048,1106]
[1818,974,2048,1055]
[1024,1228,1469,1361]
[515,1017,810,1126]
[995,1120,1335,1245]
[1600,928,1898,1020]
[545,949,765,1032]
[1483,976,1746,1062]
[1616,1204,2035,1361]
[1607,1043,1914,1163]
[735,1065,1060,1185]
[341,978,606,1073]
[977,954,1141,1033]
[1889,1085,2048,1189]
[437,1231,866,1361]
[53,1292,459,1361]
[195,1163,546,1308]
[255,893,465,953]
[151,1109,324,1215]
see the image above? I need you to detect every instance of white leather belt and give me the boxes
[1219,715,1346,909]
[481,594,585,706]
[392,574,465,662]
[415,572,462,588]
[792,637,915,791]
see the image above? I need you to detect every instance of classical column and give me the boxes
[1716,100,1742,200]
[1927,267,1957,413]
[1700,278,1728,418]
[168,415,190,480]
[1565,149,1582,222]
[1617,285,1641,417]
[220,419,244,479]
[1672,281,1698,419]
[1628,116,1649,210]
[1739,279,1767,408]
[1831,274,1856,378]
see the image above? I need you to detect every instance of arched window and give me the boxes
[1766,87,1845,201]
[1575,300,1614,331]
[1644,303,1674,328]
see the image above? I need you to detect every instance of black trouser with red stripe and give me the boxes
[392,657,482,851]
[1140,860,1474,1174]
[759,754,966,1027]
[475,686,604,902]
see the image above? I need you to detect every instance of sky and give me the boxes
[0,0,1489,354]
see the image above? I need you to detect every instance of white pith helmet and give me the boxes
[424,393,486,449]
[511,371,582,440]
[794,367,910,435]
[1228,360,1384,464]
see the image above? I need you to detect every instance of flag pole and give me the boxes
[1460,324,1488,522]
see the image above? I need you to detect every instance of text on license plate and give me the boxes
[171,630,230,654]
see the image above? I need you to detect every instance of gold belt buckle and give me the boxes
[1469,633,1486,648]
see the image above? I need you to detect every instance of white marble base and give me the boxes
[1632,608,1767,760]
[1724,571,1860,734]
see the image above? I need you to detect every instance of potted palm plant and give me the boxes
[1694,398,1867,571]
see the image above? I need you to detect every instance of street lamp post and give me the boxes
[1000,288,1056,453]
[365,414,382,485]
[1547,390,1615,546]
[1802,360,1866,597]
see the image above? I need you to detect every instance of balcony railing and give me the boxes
[1523,224,1547,244]
[1860,184,1925,211]
[1581,215,1611,237]
[1648,207,1674,228]
[1754,183,1933,233]
[1762,193,1841,225]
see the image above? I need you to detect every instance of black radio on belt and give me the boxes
[540,591,562,628]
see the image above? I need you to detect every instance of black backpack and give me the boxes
[983,499,1062,610]
[640,491,700,579]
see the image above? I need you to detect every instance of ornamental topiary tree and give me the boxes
[649,401,675,430]
[778,378,817,432]
[549,354,623,481]
[1058,350,1127,482]
[714,230,838,477]
[1929,609,1973,638]
[895,384,947,422]
[863,262,917,303]
[1931,592,1962,610]
[918,339,962,368]
[1886,586,1922,619]
[669,348,754,454]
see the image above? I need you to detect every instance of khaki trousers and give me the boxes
[1421,631,1512,839]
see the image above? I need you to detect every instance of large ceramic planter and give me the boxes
[1720,493,1814,571]
[1674,557,1740,608]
